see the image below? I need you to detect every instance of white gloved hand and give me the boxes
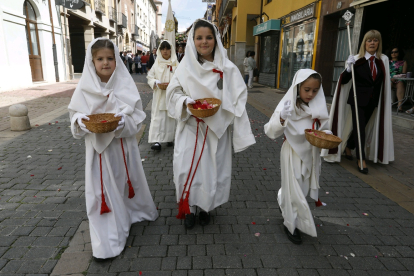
[154,80,161,88]
[185,97,196,105]
[346,55,356,72]
[77,114,91,134]
[280,100,292,120]
[322,130,333,135]
[114,113,125,131]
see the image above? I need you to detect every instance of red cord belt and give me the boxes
[176,116,209,219]
[99,138,135,215]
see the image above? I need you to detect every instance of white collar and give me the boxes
[365,51,377,60]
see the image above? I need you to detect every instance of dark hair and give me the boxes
[386,47,405,61]
[193,20,216,64]
[296,73,322,109]
[250,51,255,57]
[159,41,171,51]
[91,39,115,58]
[245,51,251,58]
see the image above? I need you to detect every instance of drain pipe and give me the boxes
[48,0,59,82]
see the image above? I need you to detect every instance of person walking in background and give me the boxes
[68,38,158,260]
[141,51,149,74]
[264,69,331,244]
[148,48,157,70]
[128,53,134,74]
[147,40,178,151]
[247,51,256,89]
[166,19,255,229]
[134,52,142,74]
[322,30,394,174]
[243,51,251,85]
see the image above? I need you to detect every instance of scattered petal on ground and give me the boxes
[350,253,355,257]
[27,155,32,158]
[57,167,62,170]
[251,222,256,225]
[141,159,145,162]
[48,150,52,152]
[326,192,329,194]
[254,233,260,237]
[30,175,34,176]
[363,213,369,216]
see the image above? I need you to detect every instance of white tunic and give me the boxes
[264,69,329,237]
[146,40,177,143]
[68,38,158,259]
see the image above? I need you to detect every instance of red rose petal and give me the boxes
[55,121,58,123]
[49,123,51,125]
[251,222,256,225]
[30,175,34,177]
[139,272,142,275]
[263,168,267,170]
[347,224,350,226]
[35,124,39,126]
[57,167,62,170]
[57,127,60,129]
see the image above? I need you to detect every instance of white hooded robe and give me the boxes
[166,20,256,212]
[68,38,158,259]
[147,40,177,143]
[264,69,329,237]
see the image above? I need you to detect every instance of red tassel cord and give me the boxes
[312,118,321,130]
[120,138,135,199]
[167,65,173,72]
[212,69,223,79]
[100,154,111,214]
[176,117,209,219]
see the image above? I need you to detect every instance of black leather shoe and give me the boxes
[167,142,174,147]
[184,213,196,229]
[357,161,368,174]
[151,142,161,151]
[199,211,210,226]
[284,226,302,244]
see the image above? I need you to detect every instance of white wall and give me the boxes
[0,0,66,92]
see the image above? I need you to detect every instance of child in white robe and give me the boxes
[264,69,331,244]
[68,38,158,260]
[147,40,177,150]
[166,19,255,229]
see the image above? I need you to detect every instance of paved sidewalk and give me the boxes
[0,76,414,275]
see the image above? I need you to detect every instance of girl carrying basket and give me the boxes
[68,38,158,260]
[264,69,331,244]
[166,19,255,229]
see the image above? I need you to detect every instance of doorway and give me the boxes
[24,0,44,82]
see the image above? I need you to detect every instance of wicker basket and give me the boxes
[304,129,342,149]
[157,83,169,90]
[187,98,222,118]
[82,113,121,133]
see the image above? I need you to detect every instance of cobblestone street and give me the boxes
[0,74,414,275]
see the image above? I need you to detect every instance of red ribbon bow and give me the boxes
[167,65,173,72]
[212,69,223,79]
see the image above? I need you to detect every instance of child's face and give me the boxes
[161,48,171,60]
[194,27,216,60]
[299,78,320,103]
[93,48,116,82]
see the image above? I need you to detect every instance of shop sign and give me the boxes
[56,0,85,10]
[281,3,316,26]
[253,19,281,36]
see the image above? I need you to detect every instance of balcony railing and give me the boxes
[219,0,235,24]
[94,0,104,14]
[131,24,139,35]
[118,12,127,28]
[108,6,117,22]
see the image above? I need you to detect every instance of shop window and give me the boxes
[260,33,279,74]
[280,21,315,89]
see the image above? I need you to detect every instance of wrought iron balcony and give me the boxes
[219,0,235,24]
[131,24,139,35]
[118,12,127,28]
[94,0,104,14]
[108,6,117,22]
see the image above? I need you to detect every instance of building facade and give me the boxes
[135,0,156,52]
[0,0,66,91]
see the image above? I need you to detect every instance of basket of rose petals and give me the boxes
[304,129,342,149]
[157,83,169,90]
[187,98,221,118]
[82,113,121,133]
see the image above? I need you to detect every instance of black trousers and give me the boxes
[346,101,377,160]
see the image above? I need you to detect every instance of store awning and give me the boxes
[350,0,388,7]
[253,19,280,36]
